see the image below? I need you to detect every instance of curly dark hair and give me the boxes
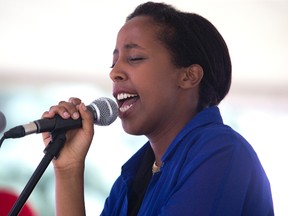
[126,2,232,111]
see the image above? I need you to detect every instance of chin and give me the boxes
[122,124,144,136]
[123,129,143,136]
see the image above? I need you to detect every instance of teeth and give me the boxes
[117,93,138,101]
[119,104,132,112]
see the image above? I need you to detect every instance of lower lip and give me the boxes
[118,100,138,118]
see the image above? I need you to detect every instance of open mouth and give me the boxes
[117,93,139,113]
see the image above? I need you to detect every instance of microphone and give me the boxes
[3,97,118,139]
[0,111,7,133]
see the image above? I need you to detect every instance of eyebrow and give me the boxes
[113,43,145,55]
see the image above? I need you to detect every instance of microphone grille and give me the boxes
[88,97,118,126]
[0,111,7,133]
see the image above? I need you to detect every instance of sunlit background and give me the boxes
[0,0,287,215]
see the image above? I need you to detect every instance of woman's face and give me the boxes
[110,16,187,138]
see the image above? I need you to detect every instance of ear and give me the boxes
[178,64,203,89]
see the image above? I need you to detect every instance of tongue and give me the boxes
[121,97,139,108]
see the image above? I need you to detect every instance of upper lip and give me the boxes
[113,86,139,105]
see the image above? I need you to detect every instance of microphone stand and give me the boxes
[8,130,67,216]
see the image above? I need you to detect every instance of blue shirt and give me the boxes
[101,106,274,215]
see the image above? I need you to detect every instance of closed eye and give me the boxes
[129,57,146,64]
[130,57,143,61]
[110,62,115,68]
[110,57,146,68]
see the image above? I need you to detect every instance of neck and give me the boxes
[148,114,191,166]
[148,96,199,166]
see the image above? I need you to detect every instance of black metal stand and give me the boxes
[8,131,67,216]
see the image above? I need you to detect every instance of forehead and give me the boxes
[115,16,162,52]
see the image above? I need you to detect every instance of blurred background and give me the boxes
[0,0,287,215]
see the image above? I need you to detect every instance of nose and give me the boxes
[109,64,128,82]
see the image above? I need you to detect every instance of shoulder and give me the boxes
[180,122,263,172]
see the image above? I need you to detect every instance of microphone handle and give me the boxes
[4,115,82,139]
[35,115,82,133]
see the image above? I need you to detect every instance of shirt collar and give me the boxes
[121,106,223,180]
[162,106,223,162]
